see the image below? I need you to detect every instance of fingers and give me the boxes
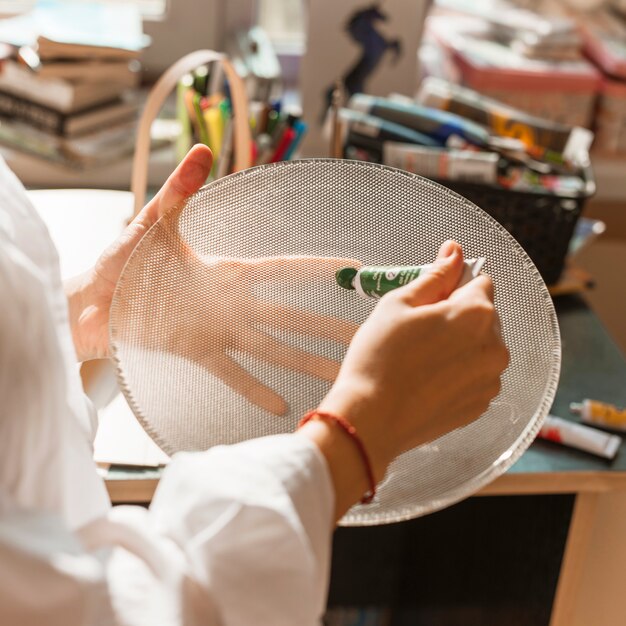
[397,240,465,307]
[200,352,288,416]
[448,273,493,305]
[245,329,341,382]
[259,302,359,344]
[448,273,510,373]
[135,144,214,229]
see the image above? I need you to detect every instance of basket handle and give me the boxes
[131,50,252,217]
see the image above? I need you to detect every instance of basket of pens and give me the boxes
[339,78,596,286]
[176,63,308,177]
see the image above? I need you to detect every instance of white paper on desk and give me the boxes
[94,393,170,467]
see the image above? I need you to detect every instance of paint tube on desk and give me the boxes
[336,258,485,300]
[417,78,593,162]
[571,400,626,432]
[538,415,622,459]
[383,142,500,184]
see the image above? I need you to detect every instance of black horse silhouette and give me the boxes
[322,3,402,121]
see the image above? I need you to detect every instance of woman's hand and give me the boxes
[300,240,510,519]
[124,248,359,416]
[65,144,216,363]
[66,145,359,414]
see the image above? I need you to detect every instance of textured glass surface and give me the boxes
[110,159,561,526]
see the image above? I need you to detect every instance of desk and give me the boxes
[103,295,626,625]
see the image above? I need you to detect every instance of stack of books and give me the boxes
[0,1,150,168]
[426,2,601,128]
[574,8,626,156]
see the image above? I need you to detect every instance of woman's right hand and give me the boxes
[300,240,510,519]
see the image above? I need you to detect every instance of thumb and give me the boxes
[399,240,465,307]
[135,143,214,229]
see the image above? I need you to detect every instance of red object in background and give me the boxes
[269,126,296,163]
[539,426,563,444]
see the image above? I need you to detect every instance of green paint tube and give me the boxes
[336,258,485,300]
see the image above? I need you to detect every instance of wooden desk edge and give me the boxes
[105,471,626,504]
[477,471,626,496]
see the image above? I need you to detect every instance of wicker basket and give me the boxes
[439,163,596,286]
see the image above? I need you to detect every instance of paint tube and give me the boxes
[417,77,593,162]
[538,415,622,459]
[348,92,494,148]
[339,108,442,150]
[336,258,485,300]
[570,399,626,432]
[382,141,500,184]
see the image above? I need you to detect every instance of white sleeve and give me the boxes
[0,156,110,529]
[148,433,335,626]
[0,434,335,626]
[0,494,116,626]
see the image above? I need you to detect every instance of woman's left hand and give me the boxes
[65,144,216,362]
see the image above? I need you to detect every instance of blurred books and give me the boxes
[425,9,600,128]
[0,0,160,169]
[426,0,626,158]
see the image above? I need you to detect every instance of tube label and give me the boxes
[337,258,485,300]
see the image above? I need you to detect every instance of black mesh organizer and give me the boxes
[437,162,596,286]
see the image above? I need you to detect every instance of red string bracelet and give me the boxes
[298,410,376,505]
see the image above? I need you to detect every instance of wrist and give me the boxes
[298,418,371,521]
[318,381,395,482]
[298,391,395,520]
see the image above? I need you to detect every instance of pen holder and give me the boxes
[131,50,252,218]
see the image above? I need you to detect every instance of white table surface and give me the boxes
[28,188,169,467]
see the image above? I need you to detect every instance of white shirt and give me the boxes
[0,157,335,626]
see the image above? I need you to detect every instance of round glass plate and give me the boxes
[110,159,560,526]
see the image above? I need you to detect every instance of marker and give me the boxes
[192,92,209,146]
[538,415,622,459]
[204,105,224,157]
[267,109,280,136]
[216,116,233,178]
[269,126,297,163]
[283,120,308,160]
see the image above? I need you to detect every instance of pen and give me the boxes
[269,126,297,163]
[283,120,308,160]
[192,92,210,146]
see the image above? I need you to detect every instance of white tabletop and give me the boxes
[27,188,134,280]
[28,188,169,467]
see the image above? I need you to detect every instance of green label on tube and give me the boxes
[336,265,426,299]
[336,258,485,300]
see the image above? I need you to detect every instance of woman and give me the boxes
[0,144,508,625]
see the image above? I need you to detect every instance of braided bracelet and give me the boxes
[299,410,376,505]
